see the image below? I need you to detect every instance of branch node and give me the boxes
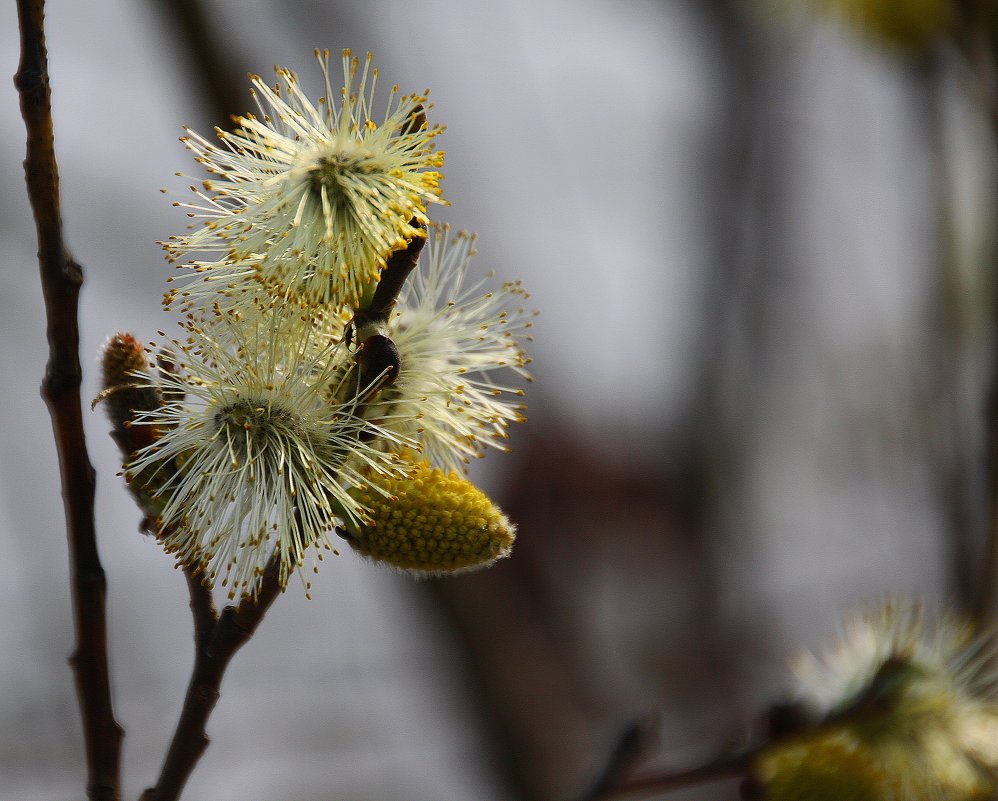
[13,64,45,92]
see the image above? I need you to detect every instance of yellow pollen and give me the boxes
[342,460,515,574]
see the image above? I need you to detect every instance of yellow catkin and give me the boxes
[754,725,997,801]
[754,730,890,801]
[831,0,952,50]
[343,460,515,574]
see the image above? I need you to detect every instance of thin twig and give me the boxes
[913,49,980,617]
[585,750,754,801]
[14,1,124,799]
[140,553,284,801]
[575,723,650,801]
[978,384,998,625]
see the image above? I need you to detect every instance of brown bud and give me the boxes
[398,103,427,137]
[97,333,162,457]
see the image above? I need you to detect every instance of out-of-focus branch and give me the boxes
[582,750,752,801]
[140,554,284,801]
[950,3,998,626]
[979,363,998,624]
[914,48,980,617]
[14,1,124,799]
[145,0,248,133]
[953,1,998,134]
[574,724,651,801]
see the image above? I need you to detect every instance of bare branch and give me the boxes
[14,1,123,798]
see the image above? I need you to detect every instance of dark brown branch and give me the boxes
[347,228,426,403]
[15,1,123,799]
[978,385,998,624]
[183,565,218,648]
[140,553,284,801]
[351,223,427,331]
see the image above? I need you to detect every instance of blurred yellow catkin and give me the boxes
[825,0,952,50]
[752,603,998,801]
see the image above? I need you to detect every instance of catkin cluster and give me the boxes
[100,49,532,599]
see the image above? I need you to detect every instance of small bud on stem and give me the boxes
[97,333,162,457]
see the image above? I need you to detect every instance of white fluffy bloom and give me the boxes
[125,310,411,598]
[162,254,353,350]
[793,603,996,721]
[363,225,533,472]
[166,49,445,308]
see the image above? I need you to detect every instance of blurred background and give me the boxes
[2,0,997,799]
